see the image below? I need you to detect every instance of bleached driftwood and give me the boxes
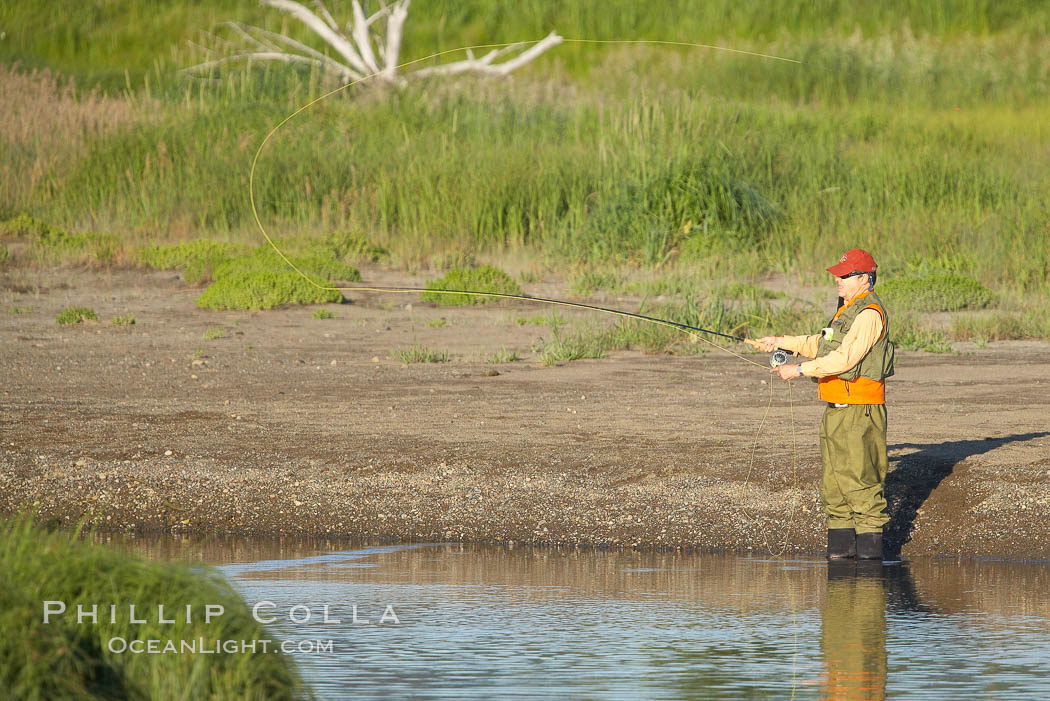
[185,0,562,87]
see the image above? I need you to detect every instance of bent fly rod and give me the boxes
[332,282,795,369]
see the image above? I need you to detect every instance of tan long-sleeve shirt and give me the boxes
[778,309,884,378]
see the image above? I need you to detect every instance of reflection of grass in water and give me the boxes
[0,514,306,700]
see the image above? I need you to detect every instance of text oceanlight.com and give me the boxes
[106,638,334,655]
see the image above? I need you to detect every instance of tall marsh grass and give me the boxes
[2,1,1049,308]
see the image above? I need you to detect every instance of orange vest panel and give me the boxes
[818,376,885,404]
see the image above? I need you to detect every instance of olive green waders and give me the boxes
[818,404,889,534]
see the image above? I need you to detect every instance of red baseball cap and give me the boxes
[827,248,877,276]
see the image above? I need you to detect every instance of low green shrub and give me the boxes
[421,265,522,306]
[212,245,361,284]
[56,306,99,324]
[312,308,337,320]
[197,271,343,310]
[0,514,306,700]
[110,314,135,326]
[879,274,995,312]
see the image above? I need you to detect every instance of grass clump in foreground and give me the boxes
[56,306,99,324]
[197,270,343,310]
[390,343,450,363]
[110,314,135,325]
[312,308,337,319]
[533,328,617,365]
[880,274,995,312]
[421,266,522,306]
[487,346,521,364]
[0,514,307,700]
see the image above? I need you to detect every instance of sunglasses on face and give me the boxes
[837,271,868,280]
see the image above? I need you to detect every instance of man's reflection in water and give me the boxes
[821,561,916,701]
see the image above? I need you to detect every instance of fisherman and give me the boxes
[750,249,894,561]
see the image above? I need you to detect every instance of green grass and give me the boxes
[312,308,337,320]
[138,240,249,283]
[533,328,614,365]
[569,270,627,296]
[197,271,343,310]
[202,326,227,340]
[880,274,995,312]
[5,1,1049,90]
[110,314,135,325]
[421,265,523,306]
[516,312,565,328]
[893,315,954,352]
[211,243,361,284]
[1,214,122,265]
[0,514,307,700]
[56,306,99,325]
[390,343,451,363]
[950,307,1050,341]
[486,346,522,364]
[2,1,1050,335]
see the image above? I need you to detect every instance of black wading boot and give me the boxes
[856,532,883,561]
[826,528,856,559]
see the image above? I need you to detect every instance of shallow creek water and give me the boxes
[109,534,1050,700]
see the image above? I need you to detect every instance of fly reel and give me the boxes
[769,350,790,368]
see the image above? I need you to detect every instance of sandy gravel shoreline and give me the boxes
[4,269,1050,559]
